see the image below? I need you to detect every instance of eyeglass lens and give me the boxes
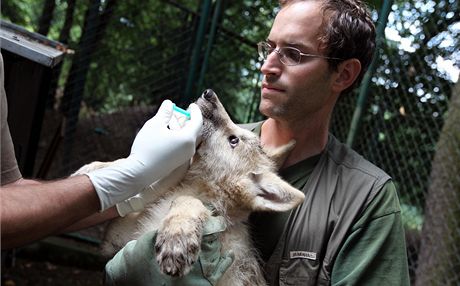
[258,42,301,66]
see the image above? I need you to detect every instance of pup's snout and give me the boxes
[202,89,216,101]
[196,88,225,121]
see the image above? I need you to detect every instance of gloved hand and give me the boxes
[199,216,234,285]
[105,215,234,286]
[116,162,190,217]
[87,100,203,211]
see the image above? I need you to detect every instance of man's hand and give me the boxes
[104,215,234,286]
[87,100,203,210]
[199,216,234,285]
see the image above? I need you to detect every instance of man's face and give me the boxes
[259,1,338,123]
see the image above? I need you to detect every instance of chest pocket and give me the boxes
[279,258,330,286]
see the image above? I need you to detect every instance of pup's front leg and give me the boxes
[155,195,211,277]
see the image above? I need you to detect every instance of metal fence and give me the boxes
[2,0,459,284]
[329,1,459,284]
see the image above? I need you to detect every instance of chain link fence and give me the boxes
[1,0,459,284]
[330,1,459,284]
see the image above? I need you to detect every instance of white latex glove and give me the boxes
[116,162,189,216]
[87,100,202,211]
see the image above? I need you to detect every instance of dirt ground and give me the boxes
[2,257,104,286]
[1,229,107,286]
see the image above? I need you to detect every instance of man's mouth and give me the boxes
[262,83,285,92]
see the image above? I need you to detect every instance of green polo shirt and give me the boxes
[332,181,409,285]
[249,124,410,285]
[250,154,321,262]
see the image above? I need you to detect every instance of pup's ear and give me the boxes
[263,140,296,169]
[249,172,304,212]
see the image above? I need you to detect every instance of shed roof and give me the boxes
[0,20,68,67]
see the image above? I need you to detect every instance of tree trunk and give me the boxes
[415,81,460,285]
[37,0,57,36]
[59,0,77,44]
[60,0,118,172]
[46,0,78,109]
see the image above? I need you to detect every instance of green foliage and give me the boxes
[350,0,459,207]
[401,203,423,231]
[80,0,278,121]
[202,0,275,123]
[81,0,200,112]
[1,0,44,29]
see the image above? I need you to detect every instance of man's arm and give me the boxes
[1,175,99,249]
[1,100,203,249]
[331,181,410,285]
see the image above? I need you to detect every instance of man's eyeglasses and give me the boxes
[257,41,344,66]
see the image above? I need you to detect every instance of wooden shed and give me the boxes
[1,20,67,177]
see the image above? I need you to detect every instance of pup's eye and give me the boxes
[228,135,239,148]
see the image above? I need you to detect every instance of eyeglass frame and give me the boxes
[257,41,344,66]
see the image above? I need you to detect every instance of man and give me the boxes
[0,52,203,249]
[248,0,410,285]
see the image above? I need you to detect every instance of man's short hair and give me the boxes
[279,0,376,93]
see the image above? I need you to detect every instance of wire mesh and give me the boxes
[330,0,460,284]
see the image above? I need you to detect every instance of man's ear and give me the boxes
[332,58,361,94]
[249,172,305,212]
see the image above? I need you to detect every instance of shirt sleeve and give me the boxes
[1,53,22,185]
[331,181,410,286]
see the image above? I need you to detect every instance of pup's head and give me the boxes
[189,89,304,214]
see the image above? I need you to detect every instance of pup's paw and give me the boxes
[155,219,201,277]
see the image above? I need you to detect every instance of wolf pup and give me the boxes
[75,89,305,285]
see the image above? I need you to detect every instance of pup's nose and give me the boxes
[202,89,215,100]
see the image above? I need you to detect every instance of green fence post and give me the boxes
[197,0,224,92]
[346,0,394,147]
[183,0,213,104]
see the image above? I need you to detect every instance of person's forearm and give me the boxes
[1,175,100,249]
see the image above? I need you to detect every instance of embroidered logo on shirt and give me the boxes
[290,251,317,261]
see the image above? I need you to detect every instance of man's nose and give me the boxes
[260,50,282,76]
